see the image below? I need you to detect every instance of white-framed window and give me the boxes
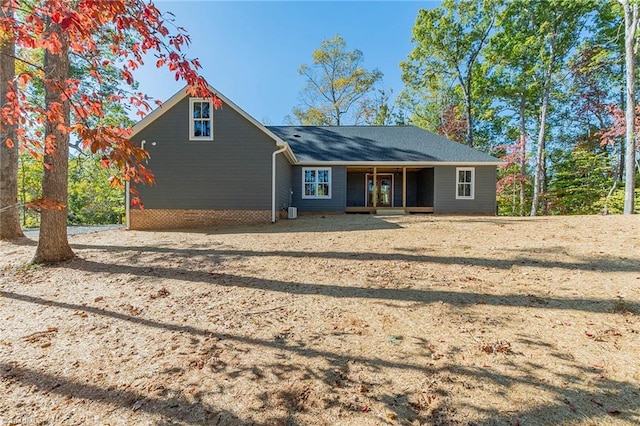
[302,167,331,199]
[189,98,213,141]
[456,167,475,199]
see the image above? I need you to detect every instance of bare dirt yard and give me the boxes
[1,214,639,426]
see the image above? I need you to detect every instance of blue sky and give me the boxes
[135,1,438,124]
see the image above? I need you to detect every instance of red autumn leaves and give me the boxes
[1,0,219,206]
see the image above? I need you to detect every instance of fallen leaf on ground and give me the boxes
[563,398,576,412]
[23,327,58,343]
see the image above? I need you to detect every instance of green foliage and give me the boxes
[401,0,499,147]
[18,152,124,226]
[67,69,133,225]
[483,0,544,147]
[403,0,627,216]
[594,187,640,214]
[17,152,43,227]
[547,147,612,214]
[496,162,532,216]
[67,154,124,225]
[497,183,532,217]
[359,89,406,125]
[290,106,333,125]
[293,35,383,125]
[397,76,467,140]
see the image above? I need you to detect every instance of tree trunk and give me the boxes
[0,2,24,240]
[465,88,473,148]
[32,22,74,263]
[454,66,475,148]
[519,93,526,217]
[531,80,551,216]
[618,64,626,184]
[622,0,638,215]
[531,40,556,217]
[454,65,475,148]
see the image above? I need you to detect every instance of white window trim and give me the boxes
[456,167,475,200]
[189,98,214,141]
[302,167,332,199]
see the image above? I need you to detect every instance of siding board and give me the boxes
[433,166,496,214]
[416,168,434,207]
[346,172,365,207]
[276,153,292,212]
[292,166,346,212]
[405,172,418,207]
[134,97,286,210]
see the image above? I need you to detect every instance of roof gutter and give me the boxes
[293,161,503,166]
[272,145,287,223]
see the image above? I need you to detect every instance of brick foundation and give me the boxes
[129,209,274,230]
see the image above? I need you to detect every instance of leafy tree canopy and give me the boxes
[292,35,382,125]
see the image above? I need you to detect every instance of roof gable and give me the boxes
[130,85,297,163]
[267,125,501,165]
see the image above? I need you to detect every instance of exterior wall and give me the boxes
[130,209,274,230]
[292,166,346,212]
[392,174,402,207]
[346,172,365,207]
[133,96,284,212]
[276,153,292,214]
[405,172,418,207]
[416,168,434,207]
[433,165,496,214]
[394,171,430,207]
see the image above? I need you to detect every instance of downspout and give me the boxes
[272,145,287,223]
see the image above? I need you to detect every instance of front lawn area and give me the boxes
[1,214,639,425]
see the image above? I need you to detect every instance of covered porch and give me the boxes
[345,166,434,214]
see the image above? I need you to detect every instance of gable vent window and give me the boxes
[189,98,213,141]
[456,167,475,200]
[302,167,331,199]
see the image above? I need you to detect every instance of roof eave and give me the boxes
[279,142,298,163]
[130,86,190,138]
[294,161,503,166]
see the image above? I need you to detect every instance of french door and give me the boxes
[366,174,393,207]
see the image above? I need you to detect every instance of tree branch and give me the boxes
[0,52,45,72]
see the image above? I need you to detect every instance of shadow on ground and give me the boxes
[3,288,639,425]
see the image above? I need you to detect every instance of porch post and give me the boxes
[402,167,407,209]
[373,166,377,209]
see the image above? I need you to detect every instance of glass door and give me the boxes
[366,174,393,207]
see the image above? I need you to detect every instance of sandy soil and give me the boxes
[1,214,639,426]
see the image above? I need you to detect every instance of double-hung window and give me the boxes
[456,167,474,199]
[189,98,213,141]
[302,167,331,199]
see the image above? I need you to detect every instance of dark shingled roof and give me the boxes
[266,125,500,163]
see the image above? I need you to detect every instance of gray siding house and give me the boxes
[126,86,501,230]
